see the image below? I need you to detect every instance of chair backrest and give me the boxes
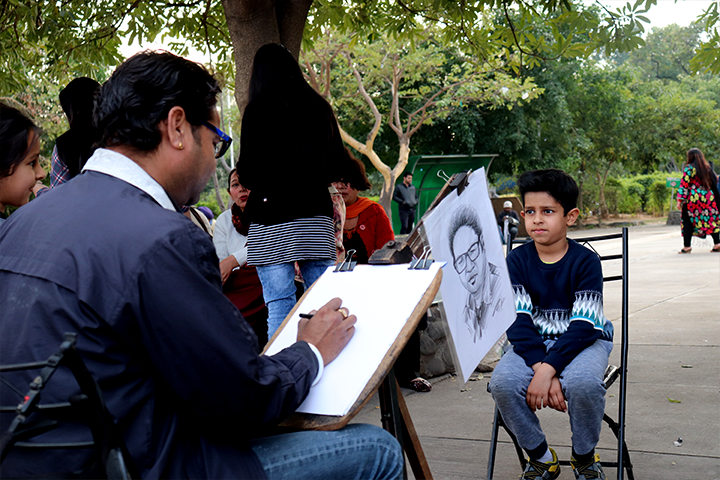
[0,332,139,479]
[571,228,629,381]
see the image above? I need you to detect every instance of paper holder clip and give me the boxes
[335,249,357,272]
[409,246,433,270]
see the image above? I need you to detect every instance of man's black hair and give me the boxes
[517,168,579,216]
[448,205,484,259]
[0,102,41,179]
[403,171,413,178]
[94,51,220,152]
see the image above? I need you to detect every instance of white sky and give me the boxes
[590,0,715,30]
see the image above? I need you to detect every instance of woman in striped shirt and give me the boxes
[237,44,354,338]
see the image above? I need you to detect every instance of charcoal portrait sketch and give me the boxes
[448,205,503,343]
[424,169,516,384]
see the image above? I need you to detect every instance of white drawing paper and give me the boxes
[265,263,442,416]
[423,168,516,384]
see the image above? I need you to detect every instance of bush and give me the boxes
[493,175,517,195]
[647,180,670,216]
[616,178,644,214]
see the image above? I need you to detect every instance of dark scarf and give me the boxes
[231,203,249,236]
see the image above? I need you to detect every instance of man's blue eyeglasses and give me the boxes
[201,121,232,159]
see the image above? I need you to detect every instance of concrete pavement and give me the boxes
[351,223,720,479]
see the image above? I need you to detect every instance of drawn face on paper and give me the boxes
[452,225,487,296]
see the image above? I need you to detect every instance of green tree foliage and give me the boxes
[302,29,540,215]
[1,0,657,102]
[622,23,701,80]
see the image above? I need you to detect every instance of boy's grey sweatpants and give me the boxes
[489,338,613,456]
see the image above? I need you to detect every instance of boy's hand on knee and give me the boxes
[527,362,557,412]
[547,377,567,413]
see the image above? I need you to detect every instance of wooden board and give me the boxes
[263,268,442,431]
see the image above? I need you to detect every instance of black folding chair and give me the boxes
[487,227,633,480]
[0,332,138,479]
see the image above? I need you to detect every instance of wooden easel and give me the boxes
[264,268,441,480]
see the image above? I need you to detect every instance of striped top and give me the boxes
[247,216,336,266]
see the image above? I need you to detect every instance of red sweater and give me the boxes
[345,200,395,259]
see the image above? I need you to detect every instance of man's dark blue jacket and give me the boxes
[0,171,318,479]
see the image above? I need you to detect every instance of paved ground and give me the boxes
[351,223,720,479]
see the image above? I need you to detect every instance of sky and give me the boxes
[121,1,716,60]
[589,0,715,31]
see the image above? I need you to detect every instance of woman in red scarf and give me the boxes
[333,152,432,392]
[213,168,268,348]
[333,155,394,264]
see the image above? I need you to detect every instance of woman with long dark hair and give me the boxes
[676,148,720,253]
[237,44,354,338]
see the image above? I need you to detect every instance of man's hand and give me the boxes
[297,298,356,366]
[526,362,557,412]
[219,256,239,284]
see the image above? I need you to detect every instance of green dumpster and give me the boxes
[391,154,498,235]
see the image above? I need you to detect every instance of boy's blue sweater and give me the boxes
[506,238,613,374]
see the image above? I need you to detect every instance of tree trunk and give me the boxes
[221,0,311,114]
[212,169,226,211]
[596,160,614,220]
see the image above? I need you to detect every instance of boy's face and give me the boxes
[521,191,579,248]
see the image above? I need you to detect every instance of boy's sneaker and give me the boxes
[570,454,606,479]
[520,447,561,479]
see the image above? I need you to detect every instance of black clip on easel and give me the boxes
[334,249,357,272]
[450,170,470,196]
[409,246,433,270]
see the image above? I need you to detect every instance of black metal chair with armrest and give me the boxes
[0,332,139,479]
[487,227,633,480]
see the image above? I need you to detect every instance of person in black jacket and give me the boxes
[0,51,402,480]
[393,171,418,234]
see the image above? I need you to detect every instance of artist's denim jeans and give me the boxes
[250,424,404,480]
[256,259,335,338]
[489,338,613,456]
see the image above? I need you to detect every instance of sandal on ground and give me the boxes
[408,377,432,392]
[712,245,720,253]
[678,248,692,254]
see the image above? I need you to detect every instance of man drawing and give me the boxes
[0,51,402,480]
[449,205,501,342]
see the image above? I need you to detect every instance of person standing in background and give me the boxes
[333,150,394,263]
[676,148,720,253]
[497,200,520,244]
[393,171,418,234]
[237,44,355,339]
[33,77,100,198]
[214,168,268,348]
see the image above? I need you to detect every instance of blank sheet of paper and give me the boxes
[265,263,442,416]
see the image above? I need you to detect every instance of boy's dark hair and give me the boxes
[448,205,485,260]
[403,171,413,179]
[0,102,41,179]
[94,51,220,152]
[517,168,579,216]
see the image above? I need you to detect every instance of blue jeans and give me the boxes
[489,338,613,456]
[250,424,404,480]
[256,259,335,338]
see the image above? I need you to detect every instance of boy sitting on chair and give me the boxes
[489,169,614,480]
